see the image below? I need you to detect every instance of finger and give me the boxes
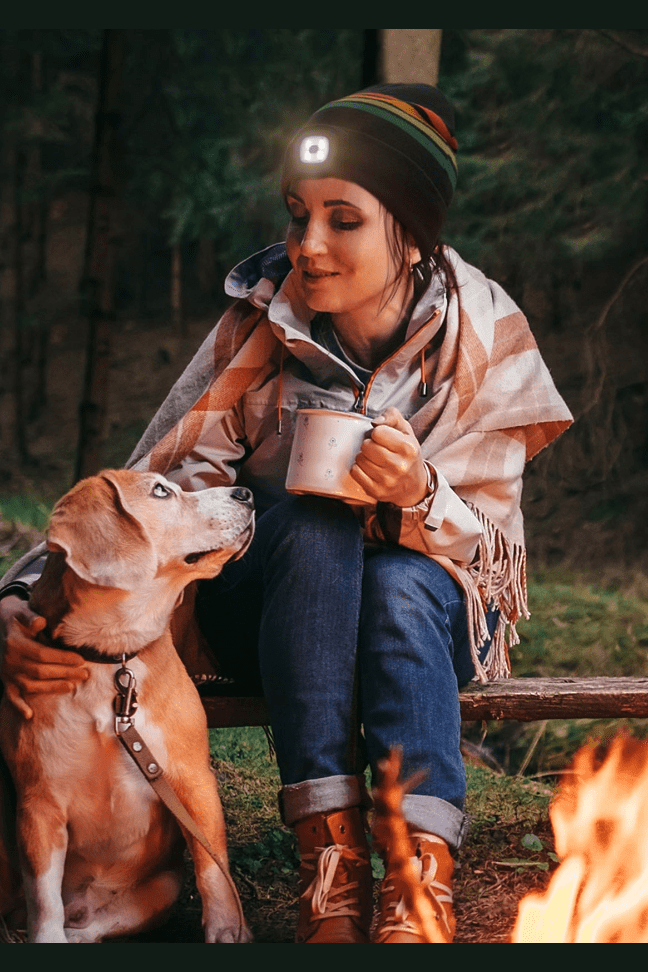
[364,426,419,462]
[3,602,40,631]
[355,446,410,484]
[4,682,33,720]
[349,461,383,500]
[15,676,79,697]
[11,620,86,669]
[15,660,89,683]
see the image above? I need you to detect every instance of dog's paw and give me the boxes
[205,919,253,943]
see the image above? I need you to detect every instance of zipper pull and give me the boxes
[353,386,366,413]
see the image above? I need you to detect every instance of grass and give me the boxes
[0,494,50,578]
[208,728,300,942]
[514,569,648,678]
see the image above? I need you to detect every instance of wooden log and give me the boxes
[459,677,648,722]
[200,677,648,729]
[202,695,268,728]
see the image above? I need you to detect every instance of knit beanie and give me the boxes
[281,83,458,260]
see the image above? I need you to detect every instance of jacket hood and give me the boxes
[224,242,291,309]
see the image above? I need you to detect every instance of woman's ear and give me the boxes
[407,235,421,268]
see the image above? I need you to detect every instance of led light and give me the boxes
[300,135,329,164]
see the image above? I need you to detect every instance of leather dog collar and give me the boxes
[50,634,138,664]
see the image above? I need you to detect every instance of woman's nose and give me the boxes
[300,220,327,256]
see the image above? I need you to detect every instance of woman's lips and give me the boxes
[302,267,338,280]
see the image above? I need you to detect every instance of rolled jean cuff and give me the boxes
[402,795,469,851]
[280,774,371,827]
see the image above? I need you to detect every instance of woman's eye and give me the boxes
[152,482,171,498]
[330,209,362,231]
[289,211,308,227]
[333,219,362,231]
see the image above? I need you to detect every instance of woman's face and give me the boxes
[285,178,418,328]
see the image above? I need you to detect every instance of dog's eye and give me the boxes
[152,482,171,498]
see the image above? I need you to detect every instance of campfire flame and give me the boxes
[513,732,648,943]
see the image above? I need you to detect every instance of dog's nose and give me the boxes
[231,486,254,508]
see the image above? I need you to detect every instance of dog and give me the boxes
[0,469,254,943]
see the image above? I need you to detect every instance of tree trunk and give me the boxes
[27,50,50,420]
[75,30,125,483]
[12,143,31,465]
[0,135,32,468]
[171,242,184,335]
[380,30,442,85]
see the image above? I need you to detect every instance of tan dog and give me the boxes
[0,470,254,943]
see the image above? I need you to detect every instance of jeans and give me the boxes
[196,495,493,849]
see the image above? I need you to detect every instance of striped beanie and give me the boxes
[282,83,458,260]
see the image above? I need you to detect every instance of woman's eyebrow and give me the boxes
[323,198,359,208]
[287,192,362,210]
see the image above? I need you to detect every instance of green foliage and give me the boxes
[229,826,299,879]
[0,494,49,576]
[440,30,648,279]
[0,494,51,531]
[124,30,364,267]
[495,831,559,873]
[466,764,553,822]
[209,726,274,767]
[461,766,557,881]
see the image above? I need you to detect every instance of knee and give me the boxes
[362,549,461,610]
[256,496,362,558]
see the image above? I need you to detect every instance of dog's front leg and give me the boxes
[17,801,69,943]
[172,776,251,943]
[190,843,252,943]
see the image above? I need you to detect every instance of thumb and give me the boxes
[27,614,47,637]
[372,407,413,436]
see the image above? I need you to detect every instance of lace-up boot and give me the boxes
[294,808,373,943]
[374,832,455,943]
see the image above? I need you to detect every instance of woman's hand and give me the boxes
[0,594,88,719]
[350,406,430,508]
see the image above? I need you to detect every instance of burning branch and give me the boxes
[372,747,447,943]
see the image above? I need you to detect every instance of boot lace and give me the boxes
[301,842,367,922]
[376,834,454,941]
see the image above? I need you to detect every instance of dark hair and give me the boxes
[384,211,457,312]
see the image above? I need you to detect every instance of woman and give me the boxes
[0,84,572,943]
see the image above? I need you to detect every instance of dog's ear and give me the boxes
[47,472,157,588]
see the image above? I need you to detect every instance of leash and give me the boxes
[113,657,247,941]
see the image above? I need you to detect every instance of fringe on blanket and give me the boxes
[454,505,529,684]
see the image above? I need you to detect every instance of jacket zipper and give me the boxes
[350,309,441,415]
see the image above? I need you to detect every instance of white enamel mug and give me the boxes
[285,408,375,505]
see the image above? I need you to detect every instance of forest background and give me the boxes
[1,28,648,943]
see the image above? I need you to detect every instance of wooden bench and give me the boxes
[195,676,648,728]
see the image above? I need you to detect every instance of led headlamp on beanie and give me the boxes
[282,83,458,262]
